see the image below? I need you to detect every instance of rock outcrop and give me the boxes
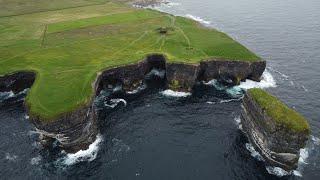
[167,59,266,91]
[0,54,266,152]
[241,89,310,170]
[0,71,36,93]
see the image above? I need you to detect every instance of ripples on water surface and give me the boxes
[1,0,320,179]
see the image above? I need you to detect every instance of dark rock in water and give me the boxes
[241,90,310,170]
[0,54,266,153]
[0,71,35,93]
[199,60,266,86]
[167,63,199,91]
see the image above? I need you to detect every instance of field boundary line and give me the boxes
[0,2,109,18]
[41,24,48,47]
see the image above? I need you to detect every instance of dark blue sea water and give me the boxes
[1,0,319,179]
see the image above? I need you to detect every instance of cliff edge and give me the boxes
[241,88,310,170]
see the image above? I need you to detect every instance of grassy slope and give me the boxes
[0,1,261,120]
[0,0,110,17]
[248,88,310,134]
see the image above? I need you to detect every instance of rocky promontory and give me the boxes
[241,88,310,170]
[0,54,266,152]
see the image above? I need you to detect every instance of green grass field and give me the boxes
[0,0,261,120]
[248,88,310,134]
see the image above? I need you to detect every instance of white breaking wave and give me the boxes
[127,85,147,95]
[238,70,276,90]
[164,1,180,7]
[245,143,264,162]
[234,116,243,130]
[160,89,191,97]
[30,155,42,165]
[204,79,244,98]
[0,91,14,101]
[5,153,18,161]
[266,166,291,177]
[185,14,211,25]
[104,99,127,108]
[246,135,320,177]
[127,89,139,94]
[299,148,309,164]
[204,70,276,97]
[311,135,320,145]
[62,134,103,166]
[133,0,180,10]
[206,97,243,105]
[244,143,299,177]
[0,88,29,103]
[266,166,302,177]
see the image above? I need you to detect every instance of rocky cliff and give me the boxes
[0,54,266,152]
[241,89,310,170]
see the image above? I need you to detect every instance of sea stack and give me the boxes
[241,88,310,170]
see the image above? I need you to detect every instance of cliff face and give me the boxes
[0,71,36,93]
[30,104,98,152]
[0,55,266,153]
[241,92,309,170]
[167,59,266,90]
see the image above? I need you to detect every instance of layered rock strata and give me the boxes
[0,54,266,152]
[241,90,310,170]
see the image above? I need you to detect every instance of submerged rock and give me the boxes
[241,88,310,170]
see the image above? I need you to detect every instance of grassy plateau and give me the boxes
[248,88,310,134]
[0,0,261,121]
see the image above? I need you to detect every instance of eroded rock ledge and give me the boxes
[241,88,310,171]
[0,54,265,152]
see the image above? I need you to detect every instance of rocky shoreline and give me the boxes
[0,54,265,153]
[241,89,310,171]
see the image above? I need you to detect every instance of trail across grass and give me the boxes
[0,1,261,120]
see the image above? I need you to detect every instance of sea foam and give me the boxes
[62,134,103,166]
[185,14,211,25]
[104,99,127,108]
[160,89,191,97]
[30,155,42,165]
[245,135,320,177]
[245,143,264,161]
[5,153,18,161]
[0,88,29,103]
[238,70,276,90]
[0,91,14,102]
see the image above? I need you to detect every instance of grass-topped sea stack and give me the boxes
[0,0,266,152]
[241,88,310,170]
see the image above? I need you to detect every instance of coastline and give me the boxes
[0,54,266,152]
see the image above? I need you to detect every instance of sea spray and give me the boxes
[127,84,147,95]
[62,134,103,166]
[5,153,18,161]
[160,89,191,97]
[204,79,244,98]
[206,97,243,105]
[234,116,243,130]
[244,135,320,177]
[0,88,29,103]
[185,14,211,25]
[104,99,127,108]
[245,143,264,162]
[238,70,276,90]
[30,155,42,165]
[265,166,291,177]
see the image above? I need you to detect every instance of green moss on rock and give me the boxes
[248,88,310,134]
[169,80,181,90]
